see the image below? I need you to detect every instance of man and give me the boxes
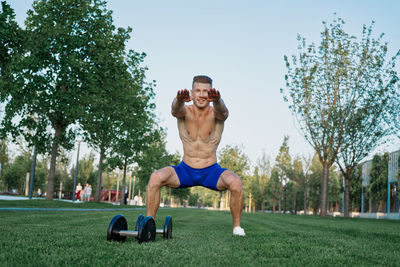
[146,75,245,236]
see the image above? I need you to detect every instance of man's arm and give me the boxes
[171,89,191,118]
[208,88,229,121]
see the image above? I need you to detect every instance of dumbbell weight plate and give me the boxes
[163,216,172,239]
[107,214,127,242]
[137,216,156,243]
[135,214,144,231]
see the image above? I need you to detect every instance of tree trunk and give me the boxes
[278,198,282,213]
[46,126,62,200]
[120,161,127,206]
[219,191,224,210]
[344,176,350,217]
[320,162,330,217]
[95,148,104,202]
[272,198,275,213]
[293,190,297,214]
[283,186,287,213]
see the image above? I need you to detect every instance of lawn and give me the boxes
[0,200,399,266]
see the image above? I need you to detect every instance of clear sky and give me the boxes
[7,0,400,167]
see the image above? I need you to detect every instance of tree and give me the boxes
[78,24,136,202]
[1,0,139,200]
[368,153,388,212]
[282,16,399,216]
[308,154,322,214]
[273,136,292,213]
[218,144,250,210]
[329,21,399,217]
[349,164,362,212]
[0,139,9,175]
[291,156,305,214]
[133,129,181,201]
[250,151,271,211]
[3,149,31,192]
[298,155,312,214]
[106,51,157,205]
[0,1,25,97]
[267,167,280,212]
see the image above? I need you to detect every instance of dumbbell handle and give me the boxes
[118,230,138,237]
[156,229,164,234]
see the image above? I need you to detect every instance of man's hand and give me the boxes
[207,88,221,102]
[176,89,191,102]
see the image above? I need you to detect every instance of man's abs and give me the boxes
[182,143,218,168]
[177,105,224,169]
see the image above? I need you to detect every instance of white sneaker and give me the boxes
[233,226,246,236]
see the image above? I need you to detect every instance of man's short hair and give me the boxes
[192,75,212,87]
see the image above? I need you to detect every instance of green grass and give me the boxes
[1,200,399,266]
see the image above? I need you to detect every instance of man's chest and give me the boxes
[183,115,215,141]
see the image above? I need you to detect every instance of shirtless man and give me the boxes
[146,75,245,236]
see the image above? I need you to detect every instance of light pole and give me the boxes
[28,146,37,199]
[29,116,39,200]
[72,140,81,202]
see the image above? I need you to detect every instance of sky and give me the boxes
[7,0,400,167]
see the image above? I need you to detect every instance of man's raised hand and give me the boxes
[177,89,191,102]
[207,88,221,102]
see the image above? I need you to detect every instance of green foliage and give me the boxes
[2,147,47,193]
[346,164,362,211]
[282,15,399,216]
[0,139,9,171]
[2,150,31,191]
[68,151,97,191]
[266,168,280,210]
[1,0,158,201]
[308,154,322,213]
[133,129,181,197]
[273,136,292,212]
[1,0,133,199]
[0,1,26,101]
[218,144,250,178]
[218,144,250,208]
[368,153,389,211]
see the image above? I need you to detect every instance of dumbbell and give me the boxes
[136,214,173,239]
[107,214,156,243]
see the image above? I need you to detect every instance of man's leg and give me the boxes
[217,170,244,228]
[146,167,180,218]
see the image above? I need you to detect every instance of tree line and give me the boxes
[0,134,394,214]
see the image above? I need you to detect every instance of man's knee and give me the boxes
[147,170,164,189]
[227,173,243,194]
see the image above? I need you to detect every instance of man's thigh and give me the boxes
[154,166,180,188]
[216,170,240,191]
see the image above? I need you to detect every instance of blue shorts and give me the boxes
[171,161,227,191]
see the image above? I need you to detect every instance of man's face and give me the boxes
[191,82,211,109]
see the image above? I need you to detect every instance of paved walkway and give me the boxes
[0,207,145,211]
[0,195,147,212]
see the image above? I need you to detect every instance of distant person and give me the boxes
[75,183,82,201]
[83,183,89,201]
[145,75,245,236]
[86,184,92,201]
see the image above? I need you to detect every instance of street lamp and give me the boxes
[29,116,40,200]
[28,146,37,199]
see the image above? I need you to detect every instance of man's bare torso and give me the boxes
[177,105,224,168]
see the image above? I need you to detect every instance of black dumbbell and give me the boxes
[136,214,172,239]
[107,214,156,243]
